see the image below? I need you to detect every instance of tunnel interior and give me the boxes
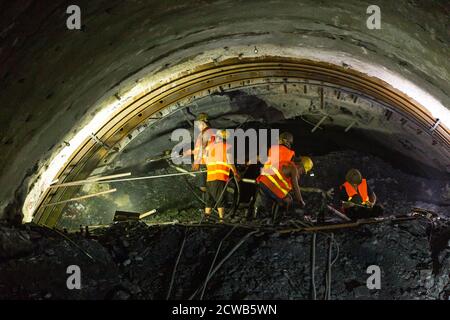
[1,0,449,301]
[50,74,450,229]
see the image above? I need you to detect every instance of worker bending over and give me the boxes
[253,132,313,220]
[339,168,383,220]
[205,129,239,222]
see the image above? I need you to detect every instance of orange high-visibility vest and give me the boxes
[206,141,231,182]
[193,128,215,165]
[266,144,295,166]
[341,179,369,204]
[257,145,295,199]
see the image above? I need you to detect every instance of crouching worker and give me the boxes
[253,133,311,221]
[340,168,383,220]
[205,129,239,223]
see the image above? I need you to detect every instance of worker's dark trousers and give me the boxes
[205,180,227,208]
[345,205,384,220]
[253,185,284,220]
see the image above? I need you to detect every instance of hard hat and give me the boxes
[346,169,362,185]
[279,132,294,147]
[216,129,229,140]
[300,156,313,174]
[196,113,209,122]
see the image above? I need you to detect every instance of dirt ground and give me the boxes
[1,216,449,300]
[1,150,449,300]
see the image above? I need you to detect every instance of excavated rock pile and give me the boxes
[1,218,449,300]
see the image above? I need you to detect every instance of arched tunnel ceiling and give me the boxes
[0,0,449,224]
[28,58,450,226]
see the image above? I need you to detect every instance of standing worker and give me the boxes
[182,113,214,193]
[190,113,214,171]
[205,129,239,222]
[253,132,312,221]
[339,168,383,220]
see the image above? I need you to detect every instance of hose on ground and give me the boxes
[199,226,237,300]
[189,229,257,300]
[310,232,317,300]
[166,227,188,300]
[324,232,334,300]
[230,174,241,217]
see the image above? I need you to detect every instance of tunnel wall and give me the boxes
[0,0,449,221]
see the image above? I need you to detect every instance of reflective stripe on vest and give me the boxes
[206,142,231,182]
[341,179,369,203]
[257,145,295,199]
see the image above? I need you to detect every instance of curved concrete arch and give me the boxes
[28,52,450,226]
[1,0,449,224]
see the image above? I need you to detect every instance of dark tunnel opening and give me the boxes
[0,0,449,303]
[43,83,448,229]
[3,73,449,301]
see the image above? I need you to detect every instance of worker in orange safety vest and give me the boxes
[253,132,312,221]
[204,129,239,222]
[182,113,215,192]
[339,168,383,220]
[190,113,215,170]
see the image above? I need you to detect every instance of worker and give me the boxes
[204,129,239,222]
[253,132,311,221]
[182,113,214,192]
[339,168,383,220]
[190,113,214,170]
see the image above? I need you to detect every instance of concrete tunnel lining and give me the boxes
[0,0,449,225]
[1,0,450,302]
[25,50,450,226]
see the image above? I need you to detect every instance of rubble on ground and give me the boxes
[2,150,448,300]
[1,217,449,300]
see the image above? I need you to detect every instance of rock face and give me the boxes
[0,219,449,300]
